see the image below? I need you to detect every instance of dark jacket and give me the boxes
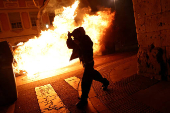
[66,35,93,65]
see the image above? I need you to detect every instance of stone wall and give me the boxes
[132,0,170,80]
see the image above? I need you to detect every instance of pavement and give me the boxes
[1,50,170,113]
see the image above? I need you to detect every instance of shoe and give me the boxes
[76,99,88,109]
[102,78,109,91]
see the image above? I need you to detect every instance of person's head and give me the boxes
[72,27,85,43]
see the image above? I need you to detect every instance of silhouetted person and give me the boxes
[66,27,109,109]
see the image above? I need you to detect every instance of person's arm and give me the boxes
[66,31,77,49]
[81,35,94,63]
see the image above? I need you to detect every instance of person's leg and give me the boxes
[76,67,93,109]
[93,69,109,90]
[81,69,93,100]
[93,69,104,82]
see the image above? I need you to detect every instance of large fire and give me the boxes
[13,1,115,78]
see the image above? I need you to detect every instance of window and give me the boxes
[29,12,38,27]
[8,12,22,30]
[49,13,55,25]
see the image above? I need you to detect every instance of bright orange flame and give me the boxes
[82,8,115,53]
[13,1,115,78]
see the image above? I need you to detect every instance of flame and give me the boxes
[13,0,115,78]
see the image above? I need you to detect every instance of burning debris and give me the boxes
[13,0,115,78]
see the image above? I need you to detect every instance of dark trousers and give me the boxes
[81,61,104,100]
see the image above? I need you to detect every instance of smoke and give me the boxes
[44,0,114,14]
[84,0,115,12]
[73,7,89,26]
[74,0,115,25]
[44,0,75,13]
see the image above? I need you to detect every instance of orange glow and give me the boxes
[13,0,115,78]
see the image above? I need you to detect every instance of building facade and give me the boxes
[0,0,54,46]
[132,0,170,81]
